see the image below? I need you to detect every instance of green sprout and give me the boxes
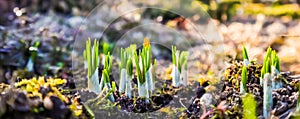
[179,52,189,73]
[103,69,110,83]
[119,48,128,93]
[101,42,112,65]
[242,46,249,66]
[262,49,273,119]
[171,46,189,87]
[99,52,112,92]
[242,93,257,119]
[240,65,247,94]
[172,46,177,65]
[271,50,282,89]
[260,47,282,89]
[263,72,273,119]
[119,45,136,98]
[102,69,115,102]
[125,59,133,98]
[127,59,133,76]
[133,39,156,102]
[261,47,272,79]
[84,38,101,93]
[134,50,149,101]
[134,51,144,84]
[180,52,189,86]
[26,41,40,72]
[104,52,112,71]
[271,50,280,74]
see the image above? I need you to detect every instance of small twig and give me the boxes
[179,98,187,109]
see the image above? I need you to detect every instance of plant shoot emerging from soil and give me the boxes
[240,65,247,94]
[171,46,188,87]
[242,46,249,66]
[84,38,101,94]
[26,41,40,72]
[119,44,136,98]
[133,38,156,103]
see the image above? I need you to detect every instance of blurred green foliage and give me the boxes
[196,0,300,22]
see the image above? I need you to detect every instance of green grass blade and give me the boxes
[172,46,176,65]
[241,65,247,93]
[243,46,249,60]
[103,69,110,83]
[275,55,280,72]
[266,57,271,74]
[127,59,133,75]
[134,52,144,84]
[86,39,92,77]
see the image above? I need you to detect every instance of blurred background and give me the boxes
[0,0,300,83]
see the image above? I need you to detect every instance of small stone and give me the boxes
[43,96,53,110]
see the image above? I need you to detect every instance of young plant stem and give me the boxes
[263,73,273,119]
[240,65,247,94]
[260,47,272,86]
[125,59,133,98]
[271,50,282,89]
[180,52,189,86]
[242,46,249,66]
[103,69,115,102]
[263,57,272,119]
[26,41,40,72]
[134,51,148,101]
[171,46,181,87]
[171,46,188,87]
[85,38,101,94]
[119,48,127,93]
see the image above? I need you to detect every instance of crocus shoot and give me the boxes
[134,51,149,101]
[84,38,101,94]
[26,41,40,72]
[242,46,249,66]
[99,52,113,92]
[119,48,128,94]
[133,38,156,103]
[260,47,272,85]
[102,69,115,102]
[263,56,273,119]
[143,38,155,94]
[101,42,111,65]
[240,65,247,94]
[119,44,136,98]
[125,59,133,98]
[171,46,188,87]
[271,50,282,89]
[180,52,189,86]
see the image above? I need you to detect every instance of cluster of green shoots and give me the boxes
[83,38,115,102]
[119,44,136,98]
[240,46,248,94]
[133,38,156,102]
[84,38,190,103]
[260,47,281,118]
[239,46,258,119]
[260,47,281,88]
[240,46,282,119]
[171,46,189,87]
